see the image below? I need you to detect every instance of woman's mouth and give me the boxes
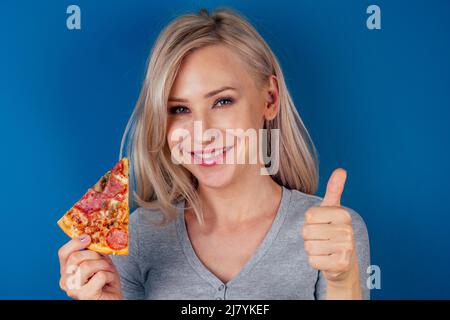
[189,145,234,166]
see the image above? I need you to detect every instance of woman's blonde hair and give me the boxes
[120,7,318,224]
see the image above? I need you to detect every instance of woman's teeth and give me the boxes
[195,149,223,159]
[191,146,232,160]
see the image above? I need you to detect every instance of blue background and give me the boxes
[1,0,449,299]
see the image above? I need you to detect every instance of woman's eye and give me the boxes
[169,106,190,114]
[213,97,234,108]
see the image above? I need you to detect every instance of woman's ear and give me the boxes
[264,75,280,121]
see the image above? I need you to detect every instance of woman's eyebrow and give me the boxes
[204,86,237,98]
[168,86,237,102]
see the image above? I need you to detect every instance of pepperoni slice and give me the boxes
[106,227,128,250]
[74,189,109,217]
[103,176,127,197]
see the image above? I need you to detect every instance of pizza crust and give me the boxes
[57,215,76,238]
[87,241,129,256]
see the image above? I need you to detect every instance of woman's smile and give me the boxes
[188,145,234,166]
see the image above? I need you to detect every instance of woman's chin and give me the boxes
[190,164,239,189]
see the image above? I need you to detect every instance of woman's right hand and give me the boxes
[58,235,123,300]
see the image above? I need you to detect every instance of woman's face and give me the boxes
[166,44,278,189]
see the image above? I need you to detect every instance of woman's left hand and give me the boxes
[301,168,362,299]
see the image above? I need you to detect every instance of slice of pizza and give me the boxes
[57,158,129,255]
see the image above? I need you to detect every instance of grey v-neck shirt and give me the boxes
[111,186,370,300]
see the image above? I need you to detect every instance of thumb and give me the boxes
[321,168,347,207]
[58,234,91,267]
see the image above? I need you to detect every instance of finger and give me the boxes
[79,259,116,286]
[304,240,353,256]
[302,223,354,241]
[61,255,115,291]
[302,224,333,240]
[321,168,347,207]
[66,250,105,272]
[58,235,91,268]
[95,254,116,268]
[100,254,115,266]
[304,240,333,256]
[80,271,116,300]
[304,206,351,225]
[308,255,336,272]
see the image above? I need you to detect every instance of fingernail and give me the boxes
[79,235,90,242]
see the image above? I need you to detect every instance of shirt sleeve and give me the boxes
[314,207,371,300]
[111,209,146,300]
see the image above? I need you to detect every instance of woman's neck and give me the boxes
[195,171,283,229]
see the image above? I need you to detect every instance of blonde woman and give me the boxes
[58,7,370,300]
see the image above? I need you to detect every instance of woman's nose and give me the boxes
[190,115,221,147]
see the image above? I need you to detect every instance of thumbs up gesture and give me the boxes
[301,168,362,299]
